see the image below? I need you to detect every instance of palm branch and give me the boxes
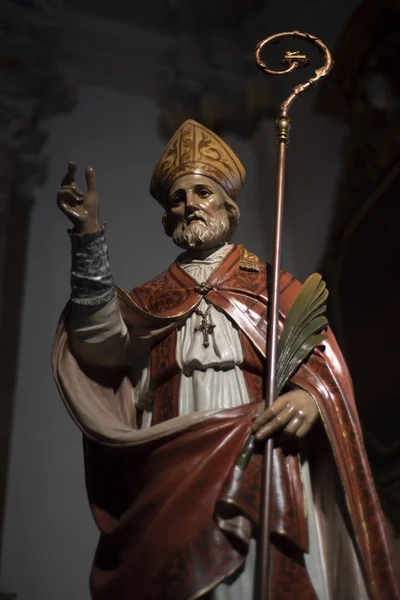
[236,273,329,470]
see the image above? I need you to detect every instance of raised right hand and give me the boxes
[57,162,100,234]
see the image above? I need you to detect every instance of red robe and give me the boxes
[53,244,399,600]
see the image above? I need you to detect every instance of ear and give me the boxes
[224,196,240,239]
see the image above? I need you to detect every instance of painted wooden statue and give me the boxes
[53,119,399,599]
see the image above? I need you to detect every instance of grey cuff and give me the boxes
[69,225,115,307]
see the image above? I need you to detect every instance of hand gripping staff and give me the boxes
[236,31,334,600]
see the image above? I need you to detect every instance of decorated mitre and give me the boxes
[150,119,246,207]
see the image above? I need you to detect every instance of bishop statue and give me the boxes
[53,119,399,599]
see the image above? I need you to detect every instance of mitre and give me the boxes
[150,119,246,207]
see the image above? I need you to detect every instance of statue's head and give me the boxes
[150,119,245,251]
[162,173,240,250]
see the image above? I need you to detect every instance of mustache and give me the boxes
[182,211,208,226]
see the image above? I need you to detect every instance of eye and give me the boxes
[171,196,182,206]
[197,188,211,199]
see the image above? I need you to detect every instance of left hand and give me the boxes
[251,388,319,442]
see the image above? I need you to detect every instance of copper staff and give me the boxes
[254,31,333,600]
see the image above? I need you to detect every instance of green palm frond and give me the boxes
[275,273,328,395]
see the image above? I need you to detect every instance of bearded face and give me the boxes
[171,209,230,250]
[164,174,238,251]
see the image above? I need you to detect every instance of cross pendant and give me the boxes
[194,305,216,348]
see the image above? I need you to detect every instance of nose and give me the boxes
[185,190,199,211]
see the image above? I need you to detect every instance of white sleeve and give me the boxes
[68,295,132,368]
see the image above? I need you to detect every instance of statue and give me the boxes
[53,119,399,599]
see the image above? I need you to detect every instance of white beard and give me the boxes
[172,213,230,250]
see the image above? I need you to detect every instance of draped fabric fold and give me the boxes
[52,244,399,599]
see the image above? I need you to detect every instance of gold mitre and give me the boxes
[150,119,246,206]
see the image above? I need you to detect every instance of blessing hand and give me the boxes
[251,388,319,442]
[57,161,100,234]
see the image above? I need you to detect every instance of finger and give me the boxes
[294,421,311,439]
[254,404,295,440]
[85,167,96,192]
[252,394,291,430]
[57,189,83,207]
[61,184,84,197]
[252,402,265,420]
[283,414,305,437]
[251,405,276,430]
[61,161,77,187]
